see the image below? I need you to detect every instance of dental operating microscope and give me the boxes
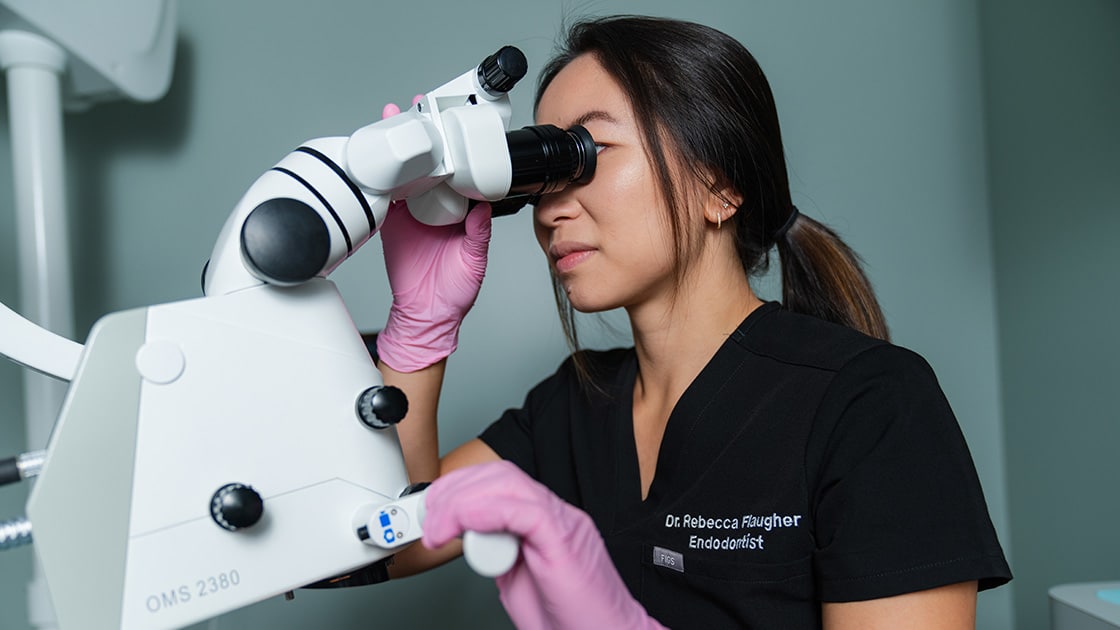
[0,45,596,629]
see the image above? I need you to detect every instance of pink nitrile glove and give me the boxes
[375,98,492,373]
[422,461,668,630]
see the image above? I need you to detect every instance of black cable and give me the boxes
[0,456,20,487]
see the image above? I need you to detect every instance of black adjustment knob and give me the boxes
[240,197,330,286]
[477,46,527,96]
[355,385,409,429]
[210,483,264,531]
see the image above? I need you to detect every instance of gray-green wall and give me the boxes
[7,0,1110,628]
[981,1,1120,629]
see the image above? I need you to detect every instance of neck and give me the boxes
[628,251,762,410]
[623,233,762,501]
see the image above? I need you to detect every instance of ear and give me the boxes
[704,188,743,227]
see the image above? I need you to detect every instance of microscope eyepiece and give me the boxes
[506,124,596,195]
[491,124,596,217]
[478,46,528,96]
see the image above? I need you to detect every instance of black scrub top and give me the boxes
[479,302,1011,628]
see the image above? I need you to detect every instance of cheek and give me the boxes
[599,162,665,234]
[613,157,650,190]
[598,154,659,219]
[532,219,550,255]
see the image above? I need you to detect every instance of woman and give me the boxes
[377,15,1011,629]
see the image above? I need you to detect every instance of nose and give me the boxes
[532,187,582,227]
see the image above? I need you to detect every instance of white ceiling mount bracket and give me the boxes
[0,29,66,73]
[0,0,177,109]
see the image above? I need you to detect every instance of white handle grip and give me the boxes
[463,530,519,578]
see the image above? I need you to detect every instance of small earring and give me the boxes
[717,212,722,230]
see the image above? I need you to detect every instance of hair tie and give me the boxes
[773,206,799,242]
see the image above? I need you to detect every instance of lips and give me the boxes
[550,241,596,273]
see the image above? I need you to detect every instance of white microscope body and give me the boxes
[1,45,595,630]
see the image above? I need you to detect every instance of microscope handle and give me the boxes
[462,530,519,578]
[352,490,518,577]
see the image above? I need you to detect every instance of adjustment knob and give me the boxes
[240,198,330,286]
[210,483,264,531]
[356,385,409,429]
[477,46,527,96]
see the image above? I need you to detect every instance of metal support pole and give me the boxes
[0,28,76,630]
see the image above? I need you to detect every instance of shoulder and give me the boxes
[525,347,634,405]
[479,347,633,480]
[803,334,961,491]
[737,305,947,420]
[734,304,890,373]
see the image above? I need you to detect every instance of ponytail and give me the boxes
[775,213,890,341]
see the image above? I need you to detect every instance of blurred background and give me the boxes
[0,0,1116,628]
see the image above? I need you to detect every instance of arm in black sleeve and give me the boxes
[478,354,580,479]
[807,344,1012,601]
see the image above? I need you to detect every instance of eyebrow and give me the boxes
[568,110,618,128]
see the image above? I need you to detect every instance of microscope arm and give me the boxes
[202,47,523,298]
[201,44,592,299]
[0,300,81,380]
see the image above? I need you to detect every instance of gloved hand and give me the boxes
[375,98,492,373]
[423,461,667,630]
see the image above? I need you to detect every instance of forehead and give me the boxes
[535,54,632,128]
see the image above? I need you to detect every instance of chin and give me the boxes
[564,287,623,315]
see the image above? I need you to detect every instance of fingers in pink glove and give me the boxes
[381,94,425,120]
[376,200,492,373]
[424,461,668,630]
[422,460,577,550]
[423,459,546,547]
[460,201,492,274]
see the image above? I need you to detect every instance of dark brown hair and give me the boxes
[536,15,889,367]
